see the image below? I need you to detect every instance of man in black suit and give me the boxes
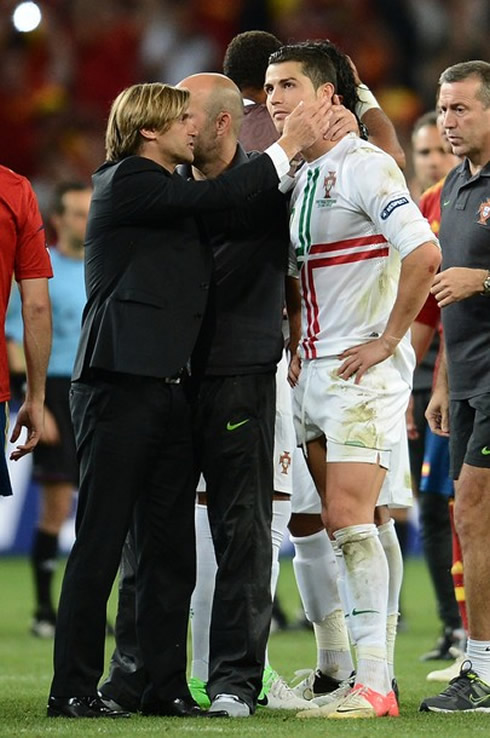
[47,81,329,719]
[98,73,292,718]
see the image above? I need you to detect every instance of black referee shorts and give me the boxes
[0,403,13,496]
[33,376,78,485]
[449,392,490,480]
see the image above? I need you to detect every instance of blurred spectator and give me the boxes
[0,0,487,227]
[68,0,142,116]
[140,0,219,84]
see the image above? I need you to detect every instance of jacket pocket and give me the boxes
[114,287,166,309]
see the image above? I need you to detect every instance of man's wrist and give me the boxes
[265,140,296,179]
[381,334,401,349]
[355,83,380,119]
[481,269,490,295]
[274,136,299,164]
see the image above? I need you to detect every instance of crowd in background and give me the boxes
[1,0,489,218]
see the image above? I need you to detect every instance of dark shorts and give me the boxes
[33,376,78,485]
[0,403,13,497]
[420,428,454,497]
[449,393,490,480]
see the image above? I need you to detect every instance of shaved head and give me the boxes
[178,73,244,135]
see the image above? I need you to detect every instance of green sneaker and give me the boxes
[420,660,490,713]
[258,665,314,710]
[258,665,277,702]
[188,677,211,709]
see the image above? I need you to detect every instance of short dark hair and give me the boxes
[439,60,490,108]
[52,182,90,215]
[223,31,282,90]
[412,110,438,138]
[268,40,359,113]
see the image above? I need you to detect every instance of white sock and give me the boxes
[467,639,490,684]
[334,524,390,694]
[270,498,292,600]
[266,498,291,666]
[378,519,403,682]
[332,538,354,644]
[291,529,353,679]
[291,530,340,623]
[314,609,354,680]
[190,503,217,681]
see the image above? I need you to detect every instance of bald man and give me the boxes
[179,73,291,717]
[99,73,293,718]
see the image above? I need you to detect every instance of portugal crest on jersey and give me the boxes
[323,170,336,198]
[279,450,291,475]
[477,198,490,225]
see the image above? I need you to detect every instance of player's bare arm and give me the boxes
[285,275,302,387]
[10,278,52,460]
[338,240,441,384]
[425,342,450,437]
[348,55,406,168]
[361,108,406,169]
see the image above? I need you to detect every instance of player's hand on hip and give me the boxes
[425,389,450,437]
[337,336,395,385]
[406,394,419,441]
[288,352,302,388]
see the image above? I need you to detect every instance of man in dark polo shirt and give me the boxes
[420,60,490,714]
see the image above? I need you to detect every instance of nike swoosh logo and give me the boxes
[337,707,363,713]
[351,608,380,616]
[470,693,490,706]
[226,419,250,431]
[481,447,490,455]
[442,200,451,207]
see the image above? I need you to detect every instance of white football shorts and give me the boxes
[293,354,411,469]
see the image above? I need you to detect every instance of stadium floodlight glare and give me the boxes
[12,1,42,33]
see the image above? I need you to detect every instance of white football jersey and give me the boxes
[289,134,438,377]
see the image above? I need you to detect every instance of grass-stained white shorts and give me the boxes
[291,417,412,514]
[292,354,411,470]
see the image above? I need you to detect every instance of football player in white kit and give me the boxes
[265,40,440,718]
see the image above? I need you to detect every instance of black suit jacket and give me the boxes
[72,152,281,380]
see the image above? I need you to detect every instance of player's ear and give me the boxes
[139,127,157,142]
[216,111,231,136]
[319,82,335,102]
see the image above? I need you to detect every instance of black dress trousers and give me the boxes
[50,373,196,706]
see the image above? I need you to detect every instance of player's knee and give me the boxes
[453,489,485,544]
[288,512,323,537]
[325,501,358,536]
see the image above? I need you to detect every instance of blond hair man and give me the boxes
[47,81,331,719]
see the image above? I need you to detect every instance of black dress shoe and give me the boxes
[47,695,132,718]
[141,697,207,717]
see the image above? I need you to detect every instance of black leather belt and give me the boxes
[162,374,182,384]
[88,368,186,384]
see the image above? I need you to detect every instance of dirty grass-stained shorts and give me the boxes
[291,421,412,511]
[292,355,411,471]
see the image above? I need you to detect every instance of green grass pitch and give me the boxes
[0,555,489,737]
